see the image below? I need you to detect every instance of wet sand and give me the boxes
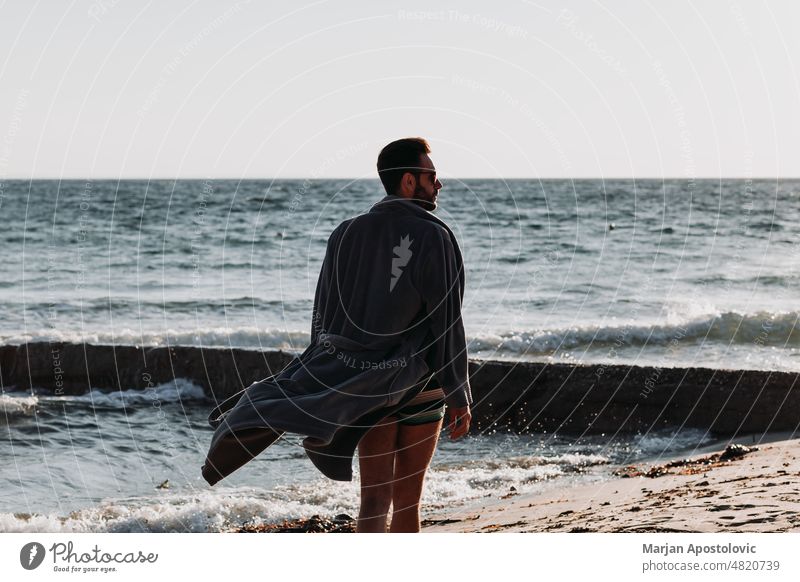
[422,437,800,533]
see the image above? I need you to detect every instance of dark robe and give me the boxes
[201,194,471,484]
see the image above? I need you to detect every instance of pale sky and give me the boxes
[0,0,798,179]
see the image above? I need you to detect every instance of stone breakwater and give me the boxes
[1,342,797,434]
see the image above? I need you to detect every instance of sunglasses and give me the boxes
[412,169,438,183]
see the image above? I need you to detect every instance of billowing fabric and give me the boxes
[201,194,471,484]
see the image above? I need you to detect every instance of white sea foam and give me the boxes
[632,428,713,457]
[468,309,800,355]
[0,326,310,350]
[3,310,797,355]
[424,453,609,509]
[0,393,39,417]
[0,487,354,533]
[0,452,610,532]
[34,379,207,408]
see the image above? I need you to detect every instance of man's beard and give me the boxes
[410,186,436,211]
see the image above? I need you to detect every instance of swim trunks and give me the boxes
[391,385,446,426]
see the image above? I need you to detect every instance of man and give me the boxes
[356,138,472,532]
[201,137,471,533]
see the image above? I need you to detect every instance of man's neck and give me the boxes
[386,193,434,211]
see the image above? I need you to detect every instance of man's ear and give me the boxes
[401,171,415,195]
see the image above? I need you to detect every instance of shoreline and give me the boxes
[421,435,800,533]
[226,433,800,534]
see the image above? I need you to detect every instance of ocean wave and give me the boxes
[2,311,798,357]
[455,452,609,473]
[628,428,713,458]
[692,274,792,287]
[32,379,207,408]
[427,452,608,498]
[0,488,348,533]
[0,452,609,532]
[0,327,311,350]
[468,310,800,355]
[0,393,39,417]
[7,297,300,314]
[425,463,573,503]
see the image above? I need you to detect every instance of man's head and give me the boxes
[377,137,443,211]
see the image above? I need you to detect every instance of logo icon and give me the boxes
[390,234,413,292]
[20,542,46,570]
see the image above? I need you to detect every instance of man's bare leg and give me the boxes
[389,418,443,533]
[356,418,398,532]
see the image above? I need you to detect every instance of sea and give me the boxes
[1,178,797,532]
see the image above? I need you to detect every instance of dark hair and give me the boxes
[376,137,430,195]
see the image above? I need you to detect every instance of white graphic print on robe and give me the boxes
[390,234,414,292]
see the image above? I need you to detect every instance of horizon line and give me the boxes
[3,176,798,181]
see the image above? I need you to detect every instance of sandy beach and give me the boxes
[421,436,800,533]
[228,435,800,534]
